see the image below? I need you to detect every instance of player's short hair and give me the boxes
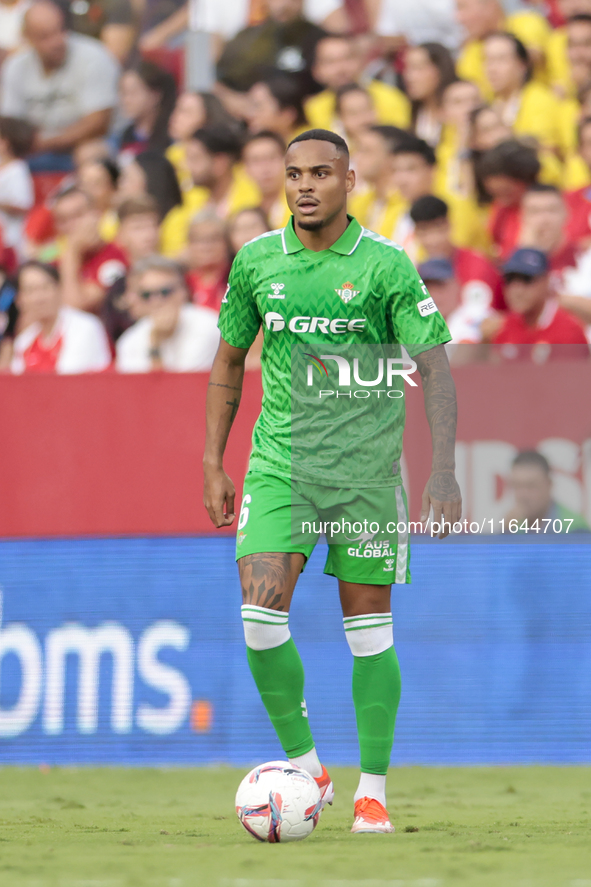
[409,195,449,224]
[0,116,35,158]
[523,183,562,200]
[392,136,437,166]
[368,125,409,154]
[191,125,243,162]
[334,83,371,114]
[478,139,540,184]
[132,254,187,285]
[288,128,349,159]
[512,450,551,475]
[117,194,159,223]
[243,130,286,154]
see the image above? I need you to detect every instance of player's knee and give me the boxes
[241,605,291,650]
[343,613,393,656]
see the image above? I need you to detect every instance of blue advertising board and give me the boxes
[0,537,589,765]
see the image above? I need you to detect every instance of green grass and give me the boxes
[0,767,589,887]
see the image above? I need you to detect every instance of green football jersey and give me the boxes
[218,215,451,486]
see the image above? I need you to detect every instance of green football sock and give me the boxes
[352,647,401,774]
[246,637,315,758]
[344,613,402,776]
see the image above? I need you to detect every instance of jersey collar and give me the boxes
[282,215,363,255]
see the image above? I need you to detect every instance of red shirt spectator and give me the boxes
[494,247,589,361]
[565,185,591,247]
[454,246,505,311]
[186,211,230,313]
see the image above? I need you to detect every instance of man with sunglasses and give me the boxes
[493,247,589,360]
[115,255,219,372]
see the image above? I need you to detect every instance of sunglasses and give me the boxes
[139,285,177,301]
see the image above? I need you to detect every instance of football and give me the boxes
[235,760,323,842]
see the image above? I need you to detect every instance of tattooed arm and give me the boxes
[204,338,249,528]
[414,344,462,539]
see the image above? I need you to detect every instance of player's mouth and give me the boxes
[297,198,320,215]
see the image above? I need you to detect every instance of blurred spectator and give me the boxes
[0,116,35,258]
[547,0,591,98]
[456,0,550,97]
[11,260,111,373]
[349,124,407,235]
[478,138,540,259]
[101,194,160,342]
[391,135,484,257]
[493,247,589,357]
[519,184,577,277]
[116,255,219,372]
[161,125,259,256]
[167,91,238,191]
[0,0,30,56]
[0,1,120,171]
[55,186,128,312]
[418,256,491,346]
[242,131,289,228]
[247,74,308,141]
[565,13,591,95]
[435,79,481,197]
[227,206,270,253]
[375,0,461,51]
[565,115,591,243]
[140,0,347,56]
[117,60,177,160]
[65,0,136,62]
[504,449,589,531]
[402,42,457,147]
[334,84,377,148]
[306,34,410,132]
[411,194,503,310]
[215,0,327,99]
[186,210,230,310]
[117,149,182,227]
[483,32,564,155]
[77,158,120,242]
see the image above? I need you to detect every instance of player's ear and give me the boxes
[345,168,356,194]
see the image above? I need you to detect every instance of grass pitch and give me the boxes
[0,767,589,887]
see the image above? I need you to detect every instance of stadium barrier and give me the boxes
[0,364,589,764]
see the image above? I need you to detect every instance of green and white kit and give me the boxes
[218,215,451,584]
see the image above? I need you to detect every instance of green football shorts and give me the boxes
[235,471,411,585]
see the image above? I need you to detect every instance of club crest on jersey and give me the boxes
[335,281,360,303]
[268,282,285,299]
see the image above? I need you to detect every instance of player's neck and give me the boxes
[294,210,350,252]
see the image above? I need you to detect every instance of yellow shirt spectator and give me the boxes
[306,81,410,132]
[161,167,260,257]
[457,10,551,100]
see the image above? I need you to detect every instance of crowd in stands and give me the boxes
[1,0,591,374]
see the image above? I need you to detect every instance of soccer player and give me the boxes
[203,129,462,834]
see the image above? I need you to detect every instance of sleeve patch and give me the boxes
[417,296,439,317]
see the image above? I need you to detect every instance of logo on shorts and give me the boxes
[383,558,395,571]
[335,281,360,303]
[237,531,247,545]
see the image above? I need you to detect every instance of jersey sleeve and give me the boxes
[388,249,452,357]
[217,249,261,349]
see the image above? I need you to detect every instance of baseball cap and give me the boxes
[417,258,454,282]
[502,248,548,278]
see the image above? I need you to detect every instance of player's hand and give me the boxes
[203,464,236,528]
[420,469,462,539]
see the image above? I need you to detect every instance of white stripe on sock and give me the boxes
[241,605,291,650]
[343,613,394,657]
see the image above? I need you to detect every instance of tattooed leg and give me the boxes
[238,551,316,758]
[238,551,305,612]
